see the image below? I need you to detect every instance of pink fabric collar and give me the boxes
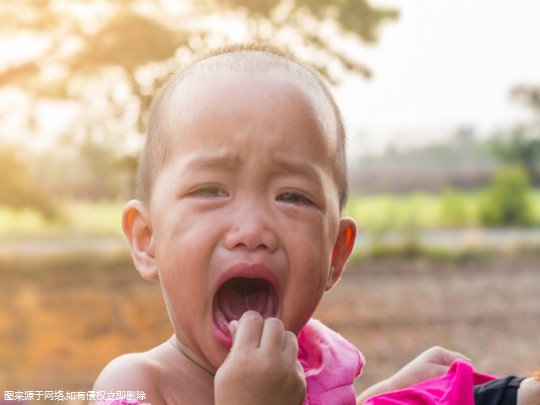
[298,319,365,405]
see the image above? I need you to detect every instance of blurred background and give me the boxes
[1,0,539,401]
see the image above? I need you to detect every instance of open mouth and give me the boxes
[212,277,279,347]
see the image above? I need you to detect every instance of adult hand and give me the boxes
[385,346,471,392]
[357,346,471,404]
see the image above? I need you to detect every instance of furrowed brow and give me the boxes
[182,153,240,172]
[272,157,323,184]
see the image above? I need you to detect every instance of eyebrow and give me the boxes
[182,153,241,172]
[271,156,323,185]
[181,152,324,185]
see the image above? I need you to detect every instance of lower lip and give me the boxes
[212,302,233,349]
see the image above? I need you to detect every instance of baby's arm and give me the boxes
[356,346,471,404]
[214,311,306,405]
[517,374,540,405]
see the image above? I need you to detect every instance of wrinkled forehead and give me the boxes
[162,51,338,150]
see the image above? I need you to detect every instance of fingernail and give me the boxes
[228,320,239,336]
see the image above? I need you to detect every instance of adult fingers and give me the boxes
[427,346,472,365]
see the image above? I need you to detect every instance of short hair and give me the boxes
[137,43,349,210]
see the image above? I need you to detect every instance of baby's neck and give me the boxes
[168,335,216,376]
[150,336,215,404]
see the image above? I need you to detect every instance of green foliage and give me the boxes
[346,193,447,231]
[346,188,540,230]
[0,145,54,218]
[440,188,471,227]
[349,240,494,264]
[478,166,534,227]
[488,83,540,186]
[488,129,540,184]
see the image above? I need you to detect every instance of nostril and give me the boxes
[224,225,278,252]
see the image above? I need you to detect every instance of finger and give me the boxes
[430,363,454,377]
[228,320,239,345]
[282,330,300,361]
[429,346,472,365]
[440,349,472,365]
[259,317,285,351]
[231,310,264,350]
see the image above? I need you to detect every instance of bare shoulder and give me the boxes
[93,351,163,402]
[93,339,215,405]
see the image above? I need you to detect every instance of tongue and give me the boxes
[217,278,270,321]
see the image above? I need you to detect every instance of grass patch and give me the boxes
[345,189,540,231]
[0,200,123,238]
[348,242,495,264]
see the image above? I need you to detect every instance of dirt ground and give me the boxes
[1,252,539,399]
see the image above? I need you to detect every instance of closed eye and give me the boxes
[188,186,228,198]
[277,192,314,206]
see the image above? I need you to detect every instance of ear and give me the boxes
[325,217,356,291]
[122,200,158,280]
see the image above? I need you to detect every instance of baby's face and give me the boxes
[147,68,352,372]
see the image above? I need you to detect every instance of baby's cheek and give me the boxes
[283,283,325,332]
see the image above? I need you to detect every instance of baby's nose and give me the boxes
[224,209,278,252]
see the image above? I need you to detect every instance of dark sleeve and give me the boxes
[474,376,525,405]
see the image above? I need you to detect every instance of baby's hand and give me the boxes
[214,311,306,405]
[357,346,470,404]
